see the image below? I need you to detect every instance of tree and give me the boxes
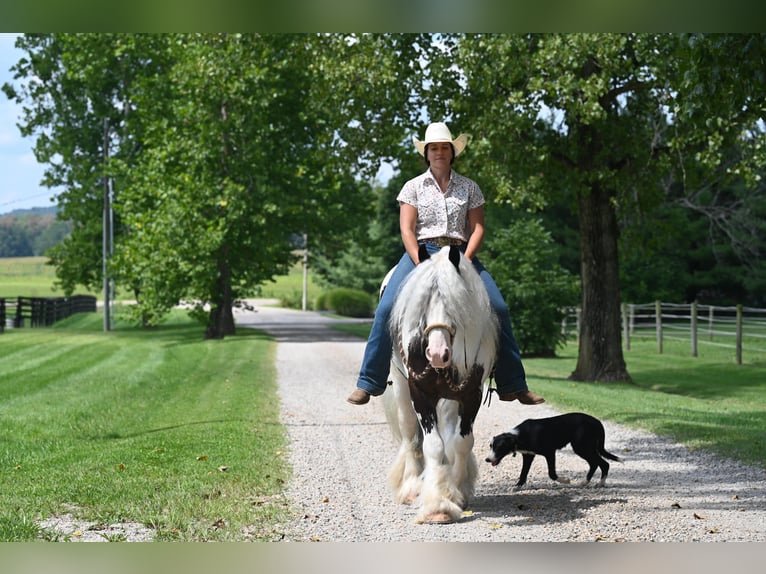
[429,33,766,382]
[4,33,426,338]
[3,33,176,295]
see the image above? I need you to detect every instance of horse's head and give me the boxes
[391,244,498,390]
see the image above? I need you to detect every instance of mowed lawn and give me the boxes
[334,322,766,470]
[2,256,764,542]
[0,312,290,541]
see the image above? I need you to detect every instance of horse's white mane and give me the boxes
[390,247,498,381]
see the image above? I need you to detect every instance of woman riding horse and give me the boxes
[347,121,544,407]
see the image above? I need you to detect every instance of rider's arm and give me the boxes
[400,203,421,264]
[464,205,485,261]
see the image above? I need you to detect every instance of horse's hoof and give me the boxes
[420,512,456,524]
[403,494,418,505]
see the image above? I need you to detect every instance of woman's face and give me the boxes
[426,142,454,167]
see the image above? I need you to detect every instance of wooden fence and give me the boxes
[0,295,97,332]
[562,301,766,365]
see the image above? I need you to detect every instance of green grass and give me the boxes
[2,257,763,543]
[0,256,68,298]
[0,312,290,542]
[256,256,322,308]
[334,323,766,469]
[526,339,765,469]
[0,255,322,306]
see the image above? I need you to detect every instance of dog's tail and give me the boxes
[600,446,623,463]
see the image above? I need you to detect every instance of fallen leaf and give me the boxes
[488,523,502,530]
[732,495,739,500]
[196,455,208,461]
[671,503,682,509]
[321,497,329,503]
[707,528,719,534]
[218,465,228,472]
[462,510,474,516]
[694,513,706,520]
[115,463,126,471]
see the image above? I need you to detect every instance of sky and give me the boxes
[0,33,57,214]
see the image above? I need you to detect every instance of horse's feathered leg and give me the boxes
[437,399,477,510]
[418,422,464,524]
[383,365,423,505]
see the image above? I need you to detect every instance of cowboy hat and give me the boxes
[412,122,469,157]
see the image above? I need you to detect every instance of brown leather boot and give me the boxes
[346,388,371,405]
[498,390,545,405]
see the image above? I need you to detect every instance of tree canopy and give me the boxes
[4,33,765,381]
[425,33,766,380]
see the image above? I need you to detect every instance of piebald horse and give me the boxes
[383,245,498,523]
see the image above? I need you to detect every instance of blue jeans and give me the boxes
[356,243,528,396]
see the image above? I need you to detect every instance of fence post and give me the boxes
[691,300,698,357]
[576,307,581,347]
[708,305,714,341]
[736,304,743,365]
[622,302,630,351]
[656,300,663,354]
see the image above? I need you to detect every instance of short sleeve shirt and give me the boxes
[396,168,485,242]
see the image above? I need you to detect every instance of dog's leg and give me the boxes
[514,453,535,490]
[597,459,610,487]
[572,440,603,487]
[544,453,570,485]
[578,460,599,487]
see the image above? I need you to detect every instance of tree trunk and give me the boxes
[570,182,632,382]
[205,256,236,340]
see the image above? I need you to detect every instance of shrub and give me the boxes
[279,289,312,310]
[316,288,373,318]
[484,219,580,357]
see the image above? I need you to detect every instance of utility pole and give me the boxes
[302,233,308,312]
[102,118,112,331]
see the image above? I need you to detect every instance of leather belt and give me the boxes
[422,237,465,248]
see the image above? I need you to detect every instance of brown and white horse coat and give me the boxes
[384,245,498,523]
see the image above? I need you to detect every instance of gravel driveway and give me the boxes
[238,302,766,543]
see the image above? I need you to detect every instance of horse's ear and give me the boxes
[418,244,430,263]
[448,245,461,273]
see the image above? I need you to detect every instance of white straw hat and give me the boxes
[412,122,469,157]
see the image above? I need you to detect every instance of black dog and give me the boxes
[485,412,622,488]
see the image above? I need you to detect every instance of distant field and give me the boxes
[0,257,74,298]
[0,255,321,305]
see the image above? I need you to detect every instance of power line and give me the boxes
[0,191,56,207]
